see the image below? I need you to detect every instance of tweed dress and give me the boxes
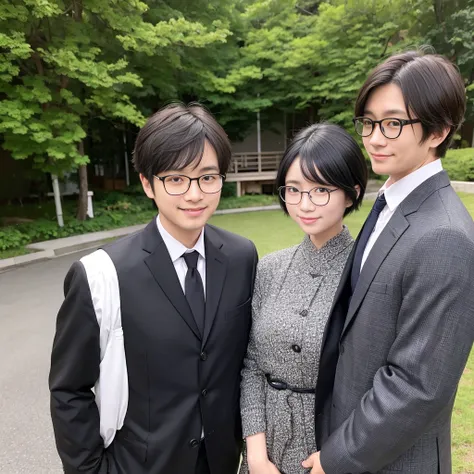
[240,227,353,474]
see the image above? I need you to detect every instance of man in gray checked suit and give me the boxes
[303,51,474,473]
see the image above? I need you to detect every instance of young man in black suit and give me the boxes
[49,103,258,474]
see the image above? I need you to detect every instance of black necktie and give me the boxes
[183,251,205,336]
[351,193,387,292]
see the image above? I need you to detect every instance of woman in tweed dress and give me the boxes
[240,123,368,474]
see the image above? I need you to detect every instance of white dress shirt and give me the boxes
[361,160,444,270]
[156,215,206,297]
[156,215,207,438]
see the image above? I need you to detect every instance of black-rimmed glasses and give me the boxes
[154,173,225,195]
[278,185,338,206]
[353,117,422,139]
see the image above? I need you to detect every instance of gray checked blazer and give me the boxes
[315,171,474,474]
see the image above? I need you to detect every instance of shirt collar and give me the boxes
[380,159,443,212]
[156,215,206,263]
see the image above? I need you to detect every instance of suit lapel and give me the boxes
[202,227,227,348]
[342,209,409,338]
[141,220,201,340]
[319,242,355,351]
[341,170,451,338]
[340,171,451,338]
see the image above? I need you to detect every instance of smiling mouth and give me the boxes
[179,207,207,214]
[299,216,320,222]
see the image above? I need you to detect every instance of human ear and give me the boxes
[345,185,360,208]
[140,174,155,199]
[428,127,451,149]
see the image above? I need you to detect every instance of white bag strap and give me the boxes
[80,249,129,448]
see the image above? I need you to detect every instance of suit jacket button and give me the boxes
[200,351,208,361]
[201,389,208,397]
[291,344,301,353]
[189,439,199,448]
[300,310,308,317]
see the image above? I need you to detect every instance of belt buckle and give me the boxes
[269,379,287,391]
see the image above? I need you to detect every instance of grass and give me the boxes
[452,351,474,473]
[0,247,34,259]
[217,194,278,209]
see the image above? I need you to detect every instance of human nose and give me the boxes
[184,178,203,200]
[368,121,387,147]
[299,192,315,211]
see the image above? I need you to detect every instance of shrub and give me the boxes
[0,228,30,251]
[221,181,237,197]
[443,148,474,181]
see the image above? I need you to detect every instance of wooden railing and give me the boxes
[230,152,284,173]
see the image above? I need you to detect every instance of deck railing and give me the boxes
[230,152,284,173]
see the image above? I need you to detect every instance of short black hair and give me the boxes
[355,50,466,157]
[276,123,368,217]
[133,102,232,188]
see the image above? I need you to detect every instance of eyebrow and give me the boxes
[198,165,220,173]
[285,179,328,187]
[364,109,408,117]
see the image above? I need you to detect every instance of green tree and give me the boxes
[0,0,230,219]
[204,0,424,136]
[415,0,474,121]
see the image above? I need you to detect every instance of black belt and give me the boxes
[265,374,316,394]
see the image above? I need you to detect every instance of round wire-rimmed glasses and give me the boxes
[278,185,339,206]
[353,116,422,139]
[154,173,225,195]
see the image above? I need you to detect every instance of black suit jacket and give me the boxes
[49,220,258,474]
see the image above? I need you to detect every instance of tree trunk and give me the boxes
[77,141,88,221]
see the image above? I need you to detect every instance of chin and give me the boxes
[371,162,391,177]
[183,214,211,230]
[181,219,206,231]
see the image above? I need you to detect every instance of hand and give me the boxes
[248,458,281,474]
[302,452,325,474]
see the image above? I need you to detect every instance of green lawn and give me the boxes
[210,200,474,474]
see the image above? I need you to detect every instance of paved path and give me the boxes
[0,249,94,473]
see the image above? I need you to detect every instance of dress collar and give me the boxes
[300,225,353,268]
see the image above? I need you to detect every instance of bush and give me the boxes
[221,181,237,198]
[443,148,474,181]
[0,228,30,251]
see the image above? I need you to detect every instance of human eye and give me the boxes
[362,118,372,127]
[385,119,402,128]
[312,187,330,194]
[286,186,300,194]
[166,175,185,184]
[201,174,216,182]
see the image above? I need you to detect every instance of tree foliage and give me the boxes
[0,0,230,175]
[1,0,473,210]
